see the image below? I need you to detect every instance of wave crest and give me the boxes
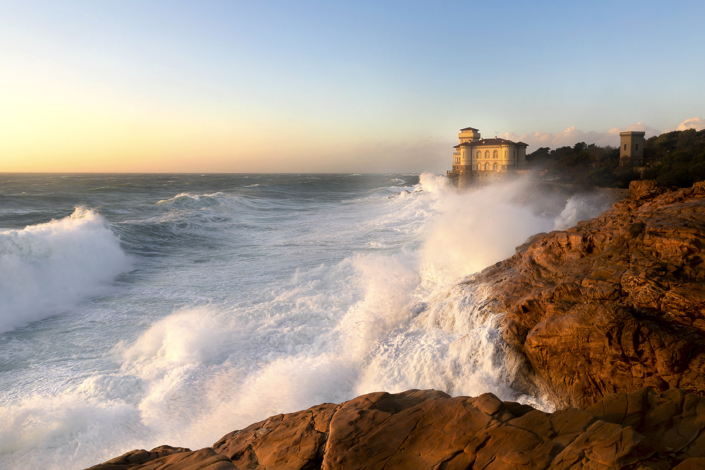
[0,208,131,333]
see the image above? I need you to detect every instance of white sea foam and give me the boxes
[155,192,227,207]
[0,208,131,334]
[554,191,614,230]
[0,175,613,469]
[417,174,553,286]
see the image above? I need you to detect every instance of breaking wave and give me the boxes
[0,174,618,469]
[0,208,131,334]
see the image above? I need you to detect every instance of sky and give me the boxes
[1,0,704,173]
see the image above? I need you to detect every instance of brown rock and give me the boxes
[673,458,705,470]
[630,180,665,200]
[88,388,705,470]
[472,181,705,408]
[212,402,339,470]
[85,446,237,470]
[130,448,237,470]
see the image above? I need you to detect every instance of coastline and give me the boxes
[87,180,705,469]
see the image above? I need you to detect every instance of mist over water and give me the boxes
[0,173,614,469]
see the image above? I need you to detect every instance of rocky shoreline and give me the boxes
[89,387,705,469]
[476,180,705,409]
[88,181,705,469]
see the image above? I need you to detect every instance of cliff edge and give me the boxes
[88,387,705,470]
[476,180,705,409]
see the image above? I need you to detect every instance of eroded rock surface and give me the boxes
[88,387,705,470]
[474,180,705,408]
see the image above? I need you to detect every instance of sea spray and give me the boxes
[0,208,131,334]
[553,191,615,230]
[417,174,553,286]
[0,174,615,469]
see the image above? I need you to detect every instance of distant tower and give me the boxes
[620,131,645,166]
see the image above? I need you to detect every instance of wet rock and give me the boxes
[474,180,705,408]
[88,388,705,469]
[212,402,339,470]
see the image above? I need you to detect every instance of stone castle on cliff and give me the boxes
[447,127,528,179]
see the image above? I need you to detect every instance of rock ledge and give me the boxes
[88,387,705,470]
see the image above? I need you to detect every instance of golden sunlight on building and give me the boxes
[447,127,528,179]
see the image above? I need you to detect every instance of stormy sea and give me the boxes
[0,173,614,469]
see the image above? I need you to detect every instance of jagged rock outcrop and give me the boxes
[88,387,705,470]
[475,180,705,408]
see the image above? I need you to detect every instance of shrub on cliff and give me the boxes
[527,128,705,188]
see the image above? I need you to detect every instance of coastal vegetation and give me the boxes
[527,128,705,188]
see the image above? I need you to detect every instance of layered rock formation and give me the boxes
[88,387,705,470]
[474,180,705,409]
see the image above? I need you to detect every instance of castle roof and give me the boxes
[455,138,521,147]
[460,127,479,131]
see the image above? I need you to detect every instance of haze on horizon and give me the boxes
[1,0,703,174]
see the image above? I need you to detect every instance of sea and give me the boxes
[0,173,614,469]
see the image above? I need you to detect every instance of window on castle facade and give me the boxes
[493,150,498,159]
[477,151,481,158]
[484,163,489,170]
[493,163,498,170]
[485,151,489,159]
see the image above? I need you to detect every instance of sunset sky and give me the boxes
[1,0,704,173]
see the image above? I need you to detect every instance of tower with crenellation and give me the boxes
[619,131,645,166]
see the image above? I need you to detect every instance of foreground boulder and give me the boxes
[88,387,705,470]
[475,180,705,408]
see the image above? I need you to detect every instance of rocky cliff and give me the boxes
[475,180,705,409]
[88,181,705,469]
[88,387,705,470]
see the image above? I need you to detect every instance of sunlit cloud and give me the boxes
[499,122,664,150]
[499,118,703,152]
[664,117,705,132]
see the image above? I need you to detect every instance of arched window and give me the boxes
[477,151,481,159]
[493,163,498,170]
[484,163,489,170]
[485,151,490,159]
[493,150,498,159]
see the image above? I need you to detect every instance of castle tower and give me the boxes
[458,127,481,143]
[619,131,645,166]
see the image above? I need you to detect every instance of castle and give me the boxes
[447,127,528,178]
